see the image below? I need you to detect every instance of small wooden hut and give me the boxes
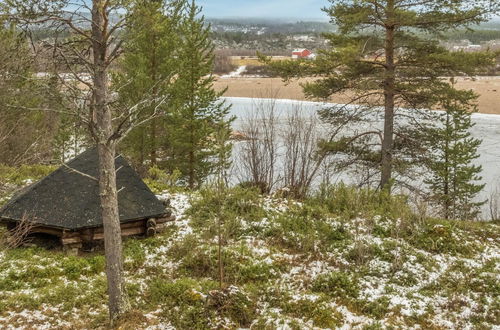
[0,148,174,251]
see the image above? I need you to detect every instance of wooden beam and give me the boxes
[62,226,146,245]
[157,215,175,224]
[30,227,64,237]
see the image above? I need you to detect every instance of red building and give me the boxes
[292,48,312,59]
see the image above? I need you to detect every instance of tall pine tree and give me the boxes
[115,0,184,172]
[165,0,233,189]
[425,85,485,220]
[266,0,499,192]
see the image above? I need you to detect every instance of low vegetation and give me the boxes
[1,181,498,328]
[0,165,56,207]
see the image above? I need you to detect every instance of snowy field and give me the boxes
[2,189,498,328]
[224,97,500,216]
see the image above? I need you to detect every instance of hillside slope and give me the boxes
[0,187,499,329]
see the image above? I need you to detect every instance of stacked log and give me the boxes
[59,210,175,246]
[146,218,157,237]
[40,198,177,252]
[61,220,148,245]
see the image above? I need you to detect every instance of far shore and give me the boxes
[214,76,500,115]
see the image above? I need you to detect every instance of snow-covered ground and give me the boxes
[220,65,247,78]
[2,190,498,328]
[223,97,500,217]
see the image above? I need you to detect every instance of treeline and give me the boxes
[208,19,335,34]
[212,31,326,52]
[444,29,500,43]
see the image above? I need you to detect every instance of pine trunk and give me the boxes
[91,0,128,321]
[381,7,396,191]
[444,112,451,220]
[150,38,158,167]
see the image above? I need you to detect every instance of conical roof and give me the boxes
[0,148,166,230]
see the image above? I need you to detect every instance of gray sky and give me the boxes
[196,0,329,20]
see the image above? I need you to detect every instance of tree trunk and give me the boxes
[380,5,396,191]
[151,118,157,166]
[188,108,195,189]
[97,143,128,319]
[188,149,195,189]
[150,36,158,167]
[91,0,129,321]
[444,112,450,220]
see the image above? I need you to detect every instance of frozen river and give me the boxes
[224,97,500,217]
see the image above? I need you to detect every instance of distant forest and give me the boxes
[443,29,500,43]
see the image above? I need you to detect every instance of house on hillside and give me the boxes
[0,148,174,253]
[292,48,315,59]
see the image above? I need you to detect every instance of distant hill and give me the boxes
[207,18,335,34]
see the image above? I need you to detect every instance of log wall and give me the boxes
[60,215,175,246]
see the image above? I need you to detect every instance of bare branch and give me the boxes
[62,163,98,181]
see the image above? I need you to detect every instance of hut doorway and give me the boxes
[25,232,62,250]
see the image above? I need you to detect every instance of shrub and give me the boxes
[282,298,344,328]
[409,219,479,256]
[148,278,255,328]
[346,240,374,266]
[169,233,199,261]
[206,285,256,327]
[187,186,266,240]
[177,243,279,284]
[213,51,236,74]
[311,272,359,299]
[149,277,204,305]
[359,297,391,319]
[264,210,350,253]
[124,239,147,271]
[148,277,214,328]
[243,64,276,77]
[307,184,412,222]
[0,164,56,186]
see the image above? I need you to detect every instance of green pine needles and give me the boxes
[425,85,486,220]
[165,0,233,189]
[265,0,499,192]
[116,0,233,188]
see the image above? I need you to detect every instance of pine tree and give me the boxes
[266,0,499,192]
[425,85,485,220]
[165,0,233,189]
[115,0,184,172]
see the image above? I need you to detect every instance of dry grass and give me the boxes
[230,56,289,67]
[214,76,500,115]
[231,58,263,66]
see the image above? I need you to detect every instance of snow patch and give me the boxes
[220,65,247,78]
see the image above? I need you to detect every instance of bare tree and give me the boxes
[489,181,500,221]
[235,98,279,193]
[281,105,329,198]
[1,213,36,249]
[4,0,170,321]
[235,99,366,197]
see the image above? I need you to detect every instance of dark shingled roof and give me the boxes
[0,148,166,230]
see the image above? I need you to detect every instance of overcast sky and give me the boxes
[196,0,329,20]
